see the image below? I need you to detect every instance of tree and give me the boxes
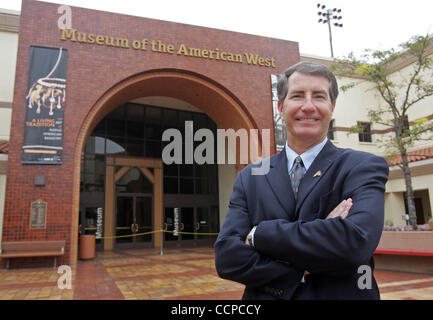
[332,34,433,230]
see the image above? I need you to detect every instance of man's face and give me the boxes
[278,71,335,149]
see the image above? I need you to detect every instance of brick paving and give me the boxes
[0,247,431,300]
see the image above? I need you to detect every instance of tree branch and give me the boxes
[401,35,431,111]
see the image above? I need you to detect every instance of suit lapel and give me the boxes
[295,141,341,217]
[265,151,296,219]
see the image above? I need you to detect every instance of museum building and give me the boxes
[0,0,432,269]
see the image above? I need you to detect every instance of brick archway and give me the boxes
[70,69,259,264]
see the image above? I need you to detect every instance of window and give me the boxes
[83,102,218,196]
[327,119,335,140]
[358,122,372,143]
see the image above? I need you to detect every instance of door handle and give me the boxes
[164,223,168,231]
[195,222,200,231]
[131,224,138,233]
[180,223,184,231]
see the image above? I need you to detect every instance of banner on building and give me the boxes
[22,46,67,164]
[270,74,286,152]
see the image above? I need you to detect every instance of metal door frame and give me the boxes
[163,206,218,247]
[104,156,163,251]
[114,193,153,249]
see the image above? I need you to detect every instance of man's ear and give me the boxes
[331,101,336,113]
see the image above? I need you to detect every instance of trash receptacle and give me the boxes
[80,234,95,260]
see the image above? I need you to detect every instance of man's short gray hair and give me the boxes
[277,61,339,104]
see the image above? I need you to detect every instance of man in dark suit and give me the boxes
[214,61,389,299]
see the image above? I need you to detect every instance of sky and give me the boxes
[2,0,433,58]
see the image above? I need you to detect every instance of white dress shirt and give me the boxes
[285,137,328,173]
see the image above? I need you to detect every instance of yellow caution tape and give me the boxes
[164,230,220,236]
[97,229,164,240]
[95,229,219,240]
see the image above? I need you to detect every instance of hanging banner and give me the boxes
[271,74,286,152]
[173,208,180,237]
[22,46,67,164]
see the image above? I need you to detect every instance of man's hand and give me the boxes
[326,198,353,220]
[303,199,352,276]
[301,199,353,277]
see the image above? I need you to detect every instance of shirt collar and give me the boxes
[285,137,328,172]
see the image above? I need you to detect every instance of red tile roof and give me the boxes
[387,146,433,166]
[0,140,8,154]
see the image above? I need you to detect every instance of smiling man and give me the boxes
[280,70,335,154]
[214,61,389,300]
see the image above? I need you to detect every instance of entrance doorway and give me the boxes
[115,195,153,248]
[104,157,164,251]
[83,103,221,251]
[404,189,432,225]
[164,206,219,246]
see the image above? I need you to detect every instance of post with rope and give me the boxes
[160,229,164,256]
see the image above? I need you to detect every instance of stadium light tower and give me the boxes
[317,3,343,58]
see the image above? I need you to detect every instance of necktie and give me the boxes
[291,156,306,200]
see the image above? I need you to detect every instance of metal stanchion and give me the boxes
[160,229,164,256]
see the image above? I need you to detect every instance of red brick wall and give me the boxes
[2,0,299,267]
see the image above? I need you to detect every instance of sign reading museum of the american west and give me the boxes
[60,29,276,68]
[22,46,67,164]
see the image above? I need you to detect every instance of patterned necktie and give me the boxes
[291,156,306,200]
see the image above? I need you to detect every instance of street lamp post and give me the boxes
[317,3,343,58]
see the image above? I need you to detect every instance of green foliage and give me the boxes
[332,34,433,230]
[332,34,433,152]
[348,125,361,134]
[384,219,394,227]
[429,218,433,231]
[355,64,375,76]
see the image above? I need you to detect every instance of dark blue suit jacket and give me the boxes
[214,140,389,299]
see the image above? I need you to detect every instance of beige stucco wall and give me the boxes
[332,76,386,155]
[384,191,406,226]
[386,55,433,151]
[332,51,433,155]
[0,109,12,140]
[0,30,18,102]
[0,29,17,140]
[386,161,433,226]
[0,174,6,248]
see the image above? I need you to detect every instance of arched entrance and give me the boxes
[70,69,258,263]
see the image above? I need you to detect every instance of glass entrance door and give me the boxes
[116,196,134,245]
[181,207,194,242]
[135,196,153,244]
[196,207,211,242]
[116,195,153,248]
[163,206,218,246]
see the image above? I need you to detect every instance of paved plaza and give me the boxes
[0,246,432,300]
